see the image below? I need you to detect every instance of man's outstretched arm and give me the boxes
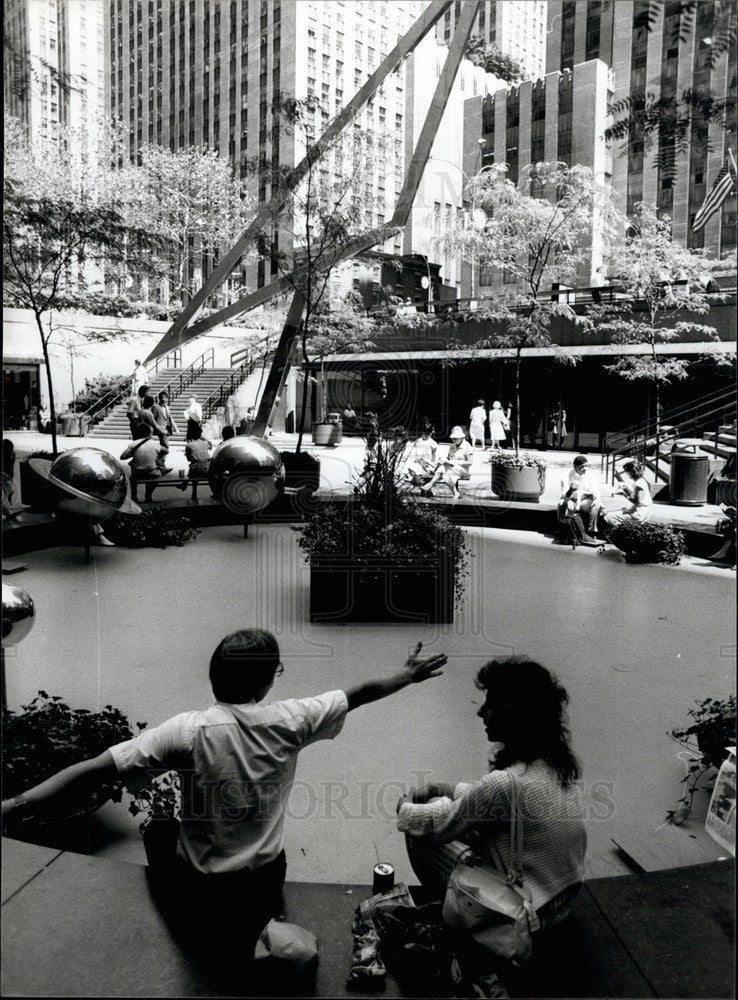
[1,750,119,825]
[345,642,447,712]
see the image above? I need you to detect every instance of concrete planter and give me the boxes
[309,550,456,625]
[311,421,342,447]
[490,462,545,502]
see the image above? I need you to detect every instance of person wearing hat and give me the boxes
[420,426,473,499]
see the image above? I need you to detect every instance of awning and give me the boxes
[326,342,737,363]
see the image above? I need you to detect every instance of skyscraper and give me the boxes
[5,0,105,140]
[437,0,548,81]
[546,0,736,258]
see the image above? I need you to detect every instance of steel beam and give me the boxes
[144,0,454,364]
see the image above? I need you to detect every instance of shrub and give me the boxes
[487,450,547,470]
[2,692,142,813]
[666,695,736,824]
[103,507,200,548]
[609,519,686,564]
[72,375,126,413]
[298,429,470,603]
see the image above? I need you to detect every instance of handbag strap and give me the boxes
[507,770,524,887]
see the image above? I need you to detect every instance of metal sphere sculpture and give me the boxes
[2,584,35,647]
[29,448,140,523]
[208,436,285,515]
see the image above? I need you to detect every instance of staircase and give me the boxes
[87,368,239,442]
[603,386,737,486]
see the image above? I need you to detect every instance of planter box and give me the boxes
[490,462,545,502]
[311,421,343,447]
[19,457,55,511]
[309,552,455,625]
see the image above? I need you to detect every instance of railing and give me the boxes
[154,347,215,404]
[412,282,735,316]
[154,349,182,372]
[81,347,214,427]
[602,385,737,484]
[200,356,254,422]
[230,347,251,367]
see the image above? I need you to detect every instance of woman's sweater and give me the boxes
[397,759,586,910]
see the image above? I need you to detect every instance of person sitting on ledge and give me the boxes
[1,632,447,968]
[604,460,653,527]
[185,423,212,478]
[559,455,602,537]
[121,422,185,502]
[420,426,473,499]
[396,657,586,982]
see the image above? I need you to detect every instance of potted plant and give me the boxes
[666,695,736,825]
[607,520,686,564]
[2,691,141,851]
[488,450,547,503]
[298,430,470,624]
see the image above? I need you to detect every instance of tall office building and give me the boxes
[437,1,548,81]
[105,0,435,293]
[5,0,105,140]
[546,0,736,258]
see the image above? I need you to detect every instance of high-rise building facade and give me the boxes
[105,0,434,292]
[5,0,105,140]
[437,1,548,81]
[546,0,736,258]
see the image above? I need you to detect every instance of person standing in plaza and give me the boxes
[469,399,487,451]
[131,359,148,398]
[488,401,510,451]
[152,391,178,463]
[126,386,148,438]
[139,395,170,472]
[550,405,567,448]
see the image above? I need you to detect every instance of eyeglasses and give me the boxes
[274,661,284,677]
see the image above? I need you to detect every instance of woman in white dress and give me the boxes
[469,399,487,450]
[488,401,510,451]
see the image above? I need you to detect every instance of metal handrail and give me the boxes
[155,349,182,372]
[604,385,736,453]
[603,391,737,484]
[155,346,215,404]
[200,356,254,422]
[81,347,214,427]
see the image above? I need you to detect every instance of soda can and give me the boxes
[372,862,395,895]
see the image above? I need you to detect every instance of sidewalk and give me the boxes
[4,430,726,537]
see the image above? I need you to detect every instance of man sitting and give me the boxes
[1,632,446,968]
[559,455,602,535]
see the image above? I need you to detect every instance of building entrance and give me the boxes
[3,364,40,431]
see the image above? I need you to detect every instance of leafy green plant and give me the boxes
[608,520,686,565]
[128,771,181,834]
[2,692,143,818]
[666,695,736,824]
[104,508,200,548]
[298,429,471,604]
[486,450,547,470]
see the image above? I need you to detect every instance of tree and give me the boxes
[595,204,731,432]
[251,93,397,452]
[116,143,255,307]
[3,115,159,453]
[464,33,527,83]
[450,161,621,454]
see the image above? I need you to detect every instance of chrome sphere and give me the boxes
[30,448,140,523]
[208,436,285,515]
[2,584,35,647]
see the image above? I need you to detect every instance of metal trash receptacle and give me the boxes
[669,447,709,506]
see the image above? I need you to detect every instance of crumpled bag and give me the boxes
[254,919,318,976]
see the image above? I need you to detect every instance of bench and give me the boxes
[129,475,210,504]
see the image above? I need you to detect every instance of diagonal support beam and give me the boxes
[144,0,454,365]
[250,1,481,438]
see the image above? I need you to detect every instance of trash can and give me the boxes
[669,446,709,506]
[61,414,81,436]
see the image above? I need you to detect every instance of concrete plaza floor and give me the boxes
[5,428,728,535]
[4,515,734,886]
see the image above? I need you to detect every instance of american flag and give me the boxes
[692,149,737,232]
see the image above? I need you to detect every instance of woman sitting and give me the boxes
[397,657,586,951]
[185,423,212,478]
[604,460,652,527]
[402,425,438,489]
[420,426,473,499]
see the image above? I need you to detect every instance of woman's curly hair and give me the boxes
[475,657,580,786]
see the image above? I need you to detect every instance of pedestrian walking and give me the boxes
[488,401,510,451]
[469,399,487,450]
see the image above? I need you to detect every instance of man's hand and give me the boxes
[403,642,447,683]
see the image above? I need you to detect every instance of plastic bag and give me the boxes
[254,919,318,976]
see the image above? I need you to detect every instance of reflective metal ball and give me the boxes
[208,436,285,515]
[30,448,139,523]
[2,584,35,647]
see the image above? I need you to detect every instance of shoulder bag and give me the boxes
[441,770,539,965]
